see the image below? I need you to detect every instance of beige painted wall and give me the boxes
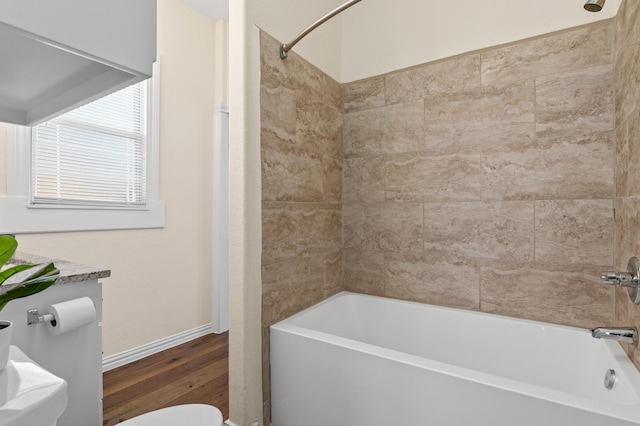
[341,0,622,82]
[214,20,230,106]
[0,0,219,357]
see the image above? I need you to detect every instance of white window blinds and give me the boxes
[31,81,148,208]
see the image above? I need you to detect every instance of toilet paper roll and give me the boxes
[45,297,96,336]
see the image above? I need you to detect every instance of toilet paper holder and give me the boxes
[27,308,56,326]
[26,297,96,335]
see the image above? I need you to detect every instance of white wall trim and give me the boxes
[212,103,230,333]
[0,197,165,234]
[102,324,214,372]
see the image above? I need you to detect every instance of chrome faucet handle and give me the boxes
[601,257,640,304]
[601,271,633,286]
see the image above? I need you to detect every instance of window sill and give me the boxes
[0,197,165,234]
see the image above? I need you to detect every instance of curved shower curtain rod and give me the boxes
[280,0,363,59]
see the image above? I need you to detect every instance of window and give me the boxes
[32,82,148,208]
[0,63,164,234]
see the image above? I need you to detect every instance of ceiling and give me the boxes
[180,0,228,21]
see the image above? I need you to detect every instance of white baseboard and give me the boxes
[102,323,214,372]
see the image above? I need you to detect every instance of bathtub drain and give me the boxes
[604,369,617,390]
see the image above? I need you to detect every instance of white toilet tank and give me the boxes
[0,346,67,426]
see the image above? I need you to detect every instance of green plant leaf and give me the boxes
[0,236,17,267]
[0,236,59,313]
[23,262,58,282]
[0,263,59,312]
[0,263,36,286]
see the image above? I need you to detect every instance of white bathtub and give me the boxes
[270,292,640,425]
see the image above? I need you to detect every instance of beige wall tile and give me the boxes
[615,0,640,53]
[614,197,640,270]
[482,131,614,200]
[481,23,613,85]
[629,313,640,367]
[260,31,291,91]
[535,199,613,266]
[263,202,342,262]
[423,201,534,261]
[343,100,424,158]
[480,260,612,327]
[322,251,344,298]
[304,253,335,301]
[615,1,640,114]
[616,110,631,198]
[262,252,339,328]
[385,54,481,104]
[615,38,640,125]
[262,202,298,265]
[297,203,342,256]
[616,108,640,198]
[385,252,479,309]
[296,94,343,157]
[288,50,342,107]
[343,202,423,252]
[536,64,614,137]
[309,252,343,301]
[322,155,343,203]
[343,250,385,296]
[386,149,482,202]
[262,257,307,326]
[261,146,324,202]
[343,77,385,113]
[343,156,386,204]
[260,84,296,149]
[424,80,534,150]
[615,285,630,328]
[427,122,535,152]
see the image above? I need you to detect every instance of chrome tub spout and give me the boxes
[591,327,638,345]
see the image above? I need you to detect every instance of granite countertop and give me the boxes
[7,252,111,285]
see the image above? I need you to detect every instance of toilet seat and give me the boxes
[118,404,223,426]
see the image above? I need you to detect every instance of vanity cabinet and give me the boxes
[1,255,109,426]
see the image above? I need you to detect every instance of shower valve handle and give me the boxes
[601,271,635,286]
[601,257,640,305]
[601,257,640,288]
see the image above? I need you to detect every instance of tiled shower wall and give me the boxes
[260,31,343,421]
[342,21,615,328]
[614,0,640,370]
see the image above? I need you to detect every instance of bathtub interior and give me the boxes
[278,292,640,407]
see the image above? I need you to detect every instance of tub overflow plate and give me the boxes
[604,369,617,390]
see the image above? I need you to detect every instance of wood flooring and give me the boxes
[102,332,229,425]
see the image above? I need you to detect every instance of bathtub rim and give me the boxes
[270,291,640,424]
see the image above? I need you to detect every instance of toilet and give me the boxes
[0,346,67,426]
[118,404,223,426]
